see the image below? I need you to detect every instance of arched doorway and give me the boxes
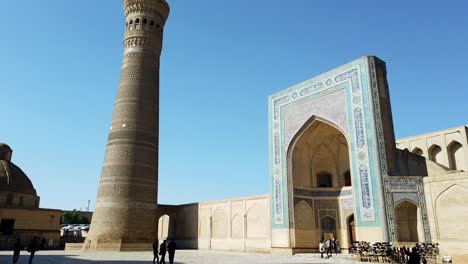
[288,118,352,248]
[394,201,419,242]
[347,214,355,245]
[320,216,337,240]
[290,119,350,190]
[158,214,171,240]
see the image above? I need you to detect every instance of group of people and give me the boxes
[319,238,340,259]
[12,237,41,264]
[389,246,429,264]
[153,239,177,264]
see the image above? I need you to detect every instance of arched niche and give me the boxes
[412,147,423,156]
[435,184,468,240]
[394,200,419,242]
[246,203,267,238]
[294,200,313,229]
[428,144,443,164]
[199,216,210,239]
[289,117,350,189]
[447,141,465,170]
[212,209,228,239]
[231,214,243,239]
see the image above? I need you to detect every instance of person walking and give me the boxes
[319,240,325,259]
[159,240,167,264]
[27,237,39,264]
[13,238,22,264]
[333,238,340,255]
[325,239,332,259]
[406,247,421,264]
[152,240,159,264]
[41,238,46,250]
[167,240,176,264]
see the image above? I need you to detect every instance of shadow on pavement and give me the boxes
[0,253,185,263]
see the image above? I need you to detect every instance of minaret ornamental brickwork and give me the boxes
[84,0,169,251]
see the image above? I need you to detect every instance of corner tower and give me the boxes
[84,0,169,251]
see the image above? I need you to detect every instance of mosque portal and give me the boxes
[289,118,354,247]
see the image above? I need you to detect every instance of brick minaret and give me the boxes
[84,0,169,251]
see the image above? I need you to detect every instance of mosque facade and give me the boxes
[76,0,468,262]
[155,57,468,261]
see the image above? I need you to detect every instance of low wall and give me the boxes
[158,194,271,253]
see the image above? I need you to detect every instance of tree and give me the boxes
[80,216,90,224]
[61,210,81,224]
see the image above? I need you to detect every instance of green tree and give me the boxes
[61,209,81,224]
[80,216,90,224]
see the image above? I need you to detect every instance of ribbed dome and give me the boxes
[0,161,37,196]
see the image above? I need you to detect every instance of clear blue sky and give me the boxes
[1,0,467,211]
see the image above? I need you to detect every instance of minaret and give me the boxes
[84,0,169,251]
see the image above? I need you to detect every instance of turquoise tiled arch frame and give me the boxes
[269,57,389,239]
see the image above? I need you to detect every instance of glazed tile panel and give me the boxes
[269,57,387,230]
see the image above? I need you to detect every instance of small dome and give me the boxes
[0,143,13,162]
[0,161,37,196]
[0,143,12,152]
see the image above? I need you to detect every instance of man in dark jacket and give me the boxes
[152,240,159,264]
[167,240,177,264]
[13,238,22,263]
[406,247,421,264]
[27,237,39,264]
[159,240,167,264]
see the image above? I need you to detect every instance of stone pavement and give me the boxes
[0,250,361,263]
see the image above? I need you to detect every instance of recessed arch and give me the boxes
[157,214,170,240]
[246,203,267,238]
[294,200,313,229]
[231,214,243,239]
[428,144,442,164]
[212,208,228,239]
[346,214,355,245]
[435,184,468,240]
[411,147,423,156]
[447,141,465,170]
[285,115,353,248]
[287,116,349,155]
[199,216,210,239]
[394,200,419,242]
[287,116,349,189]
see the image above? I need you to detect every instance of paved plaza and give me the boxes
[0,250,360,263]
